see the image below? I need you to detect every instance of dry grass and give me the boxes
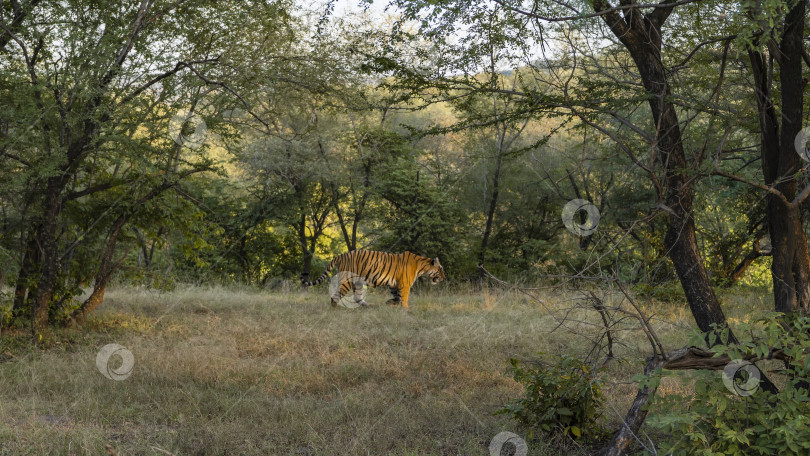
[0,283,771,455]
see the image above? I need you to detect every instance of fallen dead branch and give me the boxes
[478,265,791,455]
[603,345,788,455]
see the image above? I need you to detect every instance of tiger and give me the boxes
[300,250,446,309]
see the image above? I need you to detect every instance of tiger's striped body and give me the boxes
[301,250,446,308]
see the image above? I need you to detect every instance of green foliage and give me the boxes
[648,315,810,455]
[0,0,301,328]
[0,0,794,328]
[498,354,606,442]
[632,281,686,304]
[371,136,469,274]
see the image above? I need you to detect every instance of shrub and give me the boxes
[647,315,810,455]
[632,280,685,304]
[498,353,606,441]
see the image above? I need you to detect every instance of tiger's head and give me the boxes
[427,257,446,284]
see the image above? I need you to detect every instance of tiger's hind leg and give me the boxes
[331,279,353,307]
[353,279,369,307]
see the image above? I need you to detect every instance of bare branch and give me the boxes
[118,59,219,105]
[492,0,700,24]
[711,169,791,206]
[792,182,810,207]
[184,64,272,130]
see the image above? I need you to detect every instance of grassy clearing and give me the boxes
[0,283,771,455]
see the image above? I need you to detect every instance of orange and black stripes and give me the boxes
[301,249,446,308]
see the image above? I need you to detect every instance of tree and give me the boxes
[0,0,296,334]
[363,128,465,268]
[376,0,749,333]
[744,0,810,313]
[329,113,395,253]
[366,0,805,451]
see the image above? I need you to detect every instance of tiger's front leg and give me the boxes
[398,286,410,309]
[386,286,410,309]
[386,286,401,306]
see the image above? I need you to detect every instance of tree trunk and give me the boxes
[71,215,128,323]
[351,160,372,251]
[478,144,503,278]
[779,0,810,311]
[595,3,732,336]
[332,161,369,252]
[30,177,64,336]
[301,250,313,281]
[602,355,661,456]
[350,214,359,251]
[333,201,355,252]
[11,236,38,320]
[297,213,313,281]
[133,226,161,269]
[748,0,810,313]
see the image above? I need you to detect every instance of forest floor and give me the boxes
[0,283,773,455]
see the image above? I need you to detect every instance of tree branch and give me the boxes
[0,0,41,51]
[711,169,791,206]
[118,58,219,105]
[492,0,700,24]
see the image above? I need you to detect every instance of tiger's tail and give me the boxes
[300,256,339,286]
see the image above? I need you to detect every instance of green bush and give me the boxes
[498,353,606,441]
[632,280,685,304]
[647,315,810,455]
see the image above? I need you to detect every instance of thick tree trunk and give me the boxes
[664,215,731,335]
[301,253,313,281]
[596,4,731,336]
[748,0,810,313]
[777,0,809,312]
[30,177,64,335]
[350,217,359,251]
[11,236,38,320]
